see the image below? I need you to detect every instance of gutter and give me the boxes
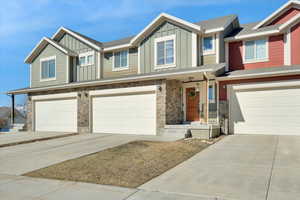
[216,69,300,81]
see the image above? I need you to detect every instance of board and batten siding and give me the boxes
[103,48,138,78]
[140,22,193,73]
[58,33,99,82]
[31,44,67,87]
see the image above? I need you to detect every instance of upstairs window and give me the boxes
[202,35,215,55]
[79,52,94,66]
[113,50,128,70]
[40,56,56,80]
[244,39,268,63]
[154,35,176,68]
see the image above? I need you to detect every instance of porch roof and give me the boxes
[217,65,300,81]
[7,63,226,95]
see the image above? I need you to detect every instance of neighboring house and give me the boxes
[7,0,300,136]
[0,107,26,131]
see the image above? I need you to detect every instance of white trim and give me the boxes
[253,0,300,30]
[216,33,220,63]
[112,49,129,71]
[66,56,69,83]
[52,27,101,51]
[191,33,197,67]
[225,42,229,71]
[89,85,157,96]
[103,44,132,52]
[154,34,176,69]
[202,34,216,55]
[130,13,201,45]
[138,46,141,74]
[279,13,300,30]
[25,37,75,63]
[204,27,224,34]
[216,69,300,81]
[230,79,300,91]
[79,51,95,67]
[242,38,269,64]
[29,64,32,88]
[40,55,56,82]
[225,30,280,42]
[284,28,292,65]
[97,51,101,79]
[31,92,77,101]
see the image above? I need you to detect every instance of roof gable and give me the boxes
[254,0,300,30]
[24,37,77,64]
[130,13,202,45]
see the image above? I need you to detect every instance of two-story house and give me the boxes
[8,0,300,137]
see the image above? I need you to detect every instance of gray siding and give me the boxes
[31,44,67,87]
[140,22,192,73]
[202,54,216,65]
[58,33,99,82]
[103,48,138,78]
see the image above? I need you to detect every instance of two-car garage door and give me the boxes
[229,81,300,135]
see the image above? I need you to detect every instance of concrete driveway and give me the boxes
[141,135,300,200]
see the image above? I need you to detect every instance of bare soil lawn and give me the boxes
[24,138,219,188]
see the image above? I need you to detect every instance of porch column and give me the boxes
[11,94,15,125]
[203,73,209,123]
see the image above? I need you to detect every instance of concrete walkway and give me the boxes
[141,135,300,200]
[0,132,75,147]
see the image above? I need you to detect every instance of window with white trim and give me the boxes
[154,35,176,68]
[113,50,128,70]
[244,39,268,63]
[40,56,56,80]
[79,52,94,66]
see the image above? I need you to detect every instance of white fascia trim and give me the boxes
[103,44,132,52]
[279,13,300,30]
[52,27,101,51]
[225,29,280,42]
[253,0,300,30]
[204,27,224,34]
[31,92,77,101]
[130,13,201,45]
[216,69,300,81]
[231,79,300,91]
[89,85,157,96]
[191,32,197,67]
[25,37,69,63]
[10,67,216,94]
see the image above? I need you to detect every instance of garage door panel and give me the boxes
[230,86,300,135]
[35,99,77,133]
[92,92,156,135]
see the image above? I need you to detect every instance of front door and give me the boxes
[186,88,200,122]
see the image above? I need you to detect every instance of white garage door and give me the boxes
[92,91,156,135]
[35,98,77,132]
[229,82,300,135]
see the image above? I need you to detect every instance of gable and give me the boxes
[269,7,300,25]
[58,33,93,54]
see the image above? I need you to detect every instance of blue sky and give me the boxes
[0,0,289,106]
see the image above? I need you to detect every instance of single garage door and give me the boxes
[229,82,300,135]
[35,98,77,132]
[92,90,156,135]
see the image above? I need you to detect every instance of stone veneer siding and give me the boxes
[27,79,179,135]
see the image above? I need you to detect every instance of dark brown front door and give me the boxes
[186,88,200,122]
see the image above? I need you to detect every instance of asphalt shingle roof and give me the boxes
[194,14,237,30]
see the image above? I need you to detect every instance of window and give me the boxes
[79,52,94,66]
[208,84,215,103]
[244,39,268,63]
[155,35,176,68]
[40,56,56,80]
[202,35,215,54]
[113,50,128,70]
